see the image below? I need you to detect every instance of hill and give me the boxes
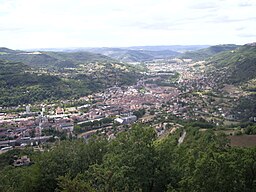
[0,48,113,69]
[30,45,209,53]
[206,44,256,85]
[35,45,211,62]
[205,43,256,120]
[0,60,102,106]
[127,45,210,52]
[0,58,141,106]
[84,47,180,62]
[180,44,240,61]
[24,45,212,63]
[0,60,72,106]
[0,47,24,54]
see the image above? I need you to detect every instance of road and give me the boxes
[178,130,186,145]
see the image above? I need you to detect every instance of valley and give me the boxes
[1,44,255,147]
[0,43,256,192]
[1,1,255,191]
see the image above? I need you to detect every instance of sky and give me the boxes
[0,0,255,49]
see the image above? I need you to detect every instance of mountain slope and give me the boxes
[0,58,142,106]
[25,45,211,62]
[127,45,210,52]
[180,44,240,61]
[206,44,256,85]
[83,47,180,62]
[0,48,113,69]
[0,60,74,106]
[206,43,256,120]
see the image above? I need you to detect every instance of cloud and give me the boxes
[0,27,23,32]
[0,0,17,14]
[238,33,256,38]
[189,2,219,10]
[0,0,255,48]
[236,27,246,31]
[134,22,182,31]
[238,0,256,7]
[206,16,256,23]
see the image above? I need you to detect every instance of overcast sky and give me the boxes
[0,0,255,49]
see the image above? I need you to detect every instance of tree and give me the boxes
[87,124,157,191]
[56,174,96,192]
[37,138,108,191]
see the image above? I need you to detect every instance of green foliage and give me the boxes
[180,44,240,61]
[0,60,87,106]
[36,139,108,191]
[184,119,216,129]
[208,45,256,84]
[0,165,40,192]
[145,73,178,87]
[0,148,40,192]
[133,108,146,118]
[56,174,96,192]
[244,125,256,135]
[0,124,256,192]
[0,148,35,170]
[0,50,112,69]
[0,59,141,106]
[86,124,157,191]
[90,48,179,62]
[74,118,113,134]
[232,94,256,120]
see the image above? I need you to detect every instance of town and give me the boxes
[0,58,253,153]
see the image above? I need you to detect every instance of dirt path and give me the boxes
[178,130,186,145]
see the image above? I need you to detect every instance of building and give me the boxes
[114,115,137,125]
[26,105,30,113]
[55,107,64,115]
[59,122,74,132]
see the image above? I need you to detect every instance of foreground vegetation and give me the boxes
[0,124,255,192]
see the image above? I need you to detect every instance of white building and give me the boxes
[114,115,137,125]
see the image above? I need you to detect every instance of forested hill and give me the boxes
[0,60,83,106]
[0,47,23,54]
[0,59,141,106]
[206,43,256,120]
[180,44,240,61]
[85,47,180,62]
[0,48,114,69]
[206,43,256,85]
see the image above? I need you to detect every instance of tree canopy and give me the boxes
[0,124,256,192]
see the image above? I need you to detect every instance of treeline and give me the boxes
[0,124,256,192]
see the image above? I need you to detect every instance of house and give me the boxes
[60,122,74,132]
[114,115,137,125]
[55,107,64,115]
